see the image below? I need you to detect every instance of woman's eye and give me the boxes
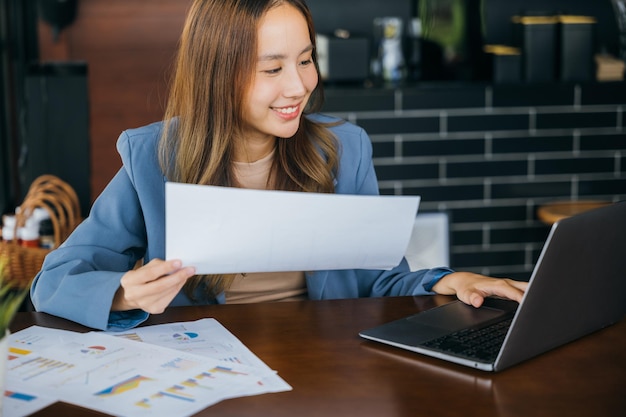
[264,67,282,75]
[300,58,313,66]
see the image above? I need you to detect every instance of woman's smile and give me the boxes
[272,104,301,120]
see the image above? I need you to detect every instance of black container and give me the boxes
[484,44,521,83]
[558,15,596,82]
[513,16,558,83]
[317,34,370,82]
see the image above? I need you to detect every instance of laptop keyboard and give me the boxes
[421,317,514,362]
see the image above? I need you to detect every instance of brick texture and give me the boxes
[323,82,626,280]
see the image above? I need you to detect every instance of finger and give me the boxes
[120,261,194,301]
[508,279,529,292]
[132,259,194,286]
[142,259,185,281]
[121,259,171,286]
[480,280,526,303]
[461,280,526,308]
[468,293,485,308]
[154,266,196,290]
[121,267,195,314]
[454,288,485,308]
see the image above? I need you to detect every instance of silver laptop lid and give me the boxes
[495,201,626,371]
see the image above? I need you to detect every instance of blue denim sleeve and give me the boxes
[422,268,455,292]
[107,310,150,331]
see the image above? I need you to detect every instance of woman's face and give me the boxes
[242,3,318,144]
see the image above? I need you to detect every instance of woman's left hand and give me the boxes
[432,272,528,307]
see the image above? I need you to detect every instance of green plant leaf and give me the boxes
[0,257,29,335]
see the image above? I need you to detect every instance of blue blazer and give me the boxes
[30,114,453,330]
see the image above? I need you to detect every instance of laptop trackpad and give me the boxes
[360,300,515,346]
[407,301,508,332]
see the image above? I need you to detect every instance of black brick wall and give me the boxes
[321,82,626,280]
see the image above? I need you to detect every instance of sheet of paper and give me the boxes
[3,385,57,417]
[6,325,291,417]
[104,318,272,370]
[4,326,77,417]
[166,183,420,274]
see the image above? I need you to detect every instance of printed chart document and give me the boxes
[3,387,56,417]
[166,182,420,274]
[6,323,291,417]
[104,318,273,371]
[3,326,68,416]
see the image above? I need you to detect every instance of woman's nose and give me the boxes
[282,68,307,97]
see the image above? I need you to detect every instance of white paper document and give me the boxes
[165,182,420,274]
[104,318,274,371]
[6,323,291,417]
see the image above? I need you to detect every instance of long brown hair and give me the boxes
[158,0,340,301]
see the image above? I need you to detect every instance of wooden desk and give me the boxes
[11,296,625,417]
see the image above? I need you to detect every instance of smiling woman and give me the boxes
[242,3,319,155]
[30,0,527,332]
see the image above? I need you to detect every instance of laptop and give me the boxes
[359,201,626,372]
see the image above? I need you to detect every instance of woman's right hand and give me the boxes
[111,259,196,314]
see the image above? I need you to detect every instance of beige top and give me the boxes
[225,149,307,303]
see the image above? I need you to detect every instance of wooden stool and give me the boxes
[537,200,611,225]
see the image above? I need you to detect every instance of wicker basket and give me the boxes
[0,175,81,289]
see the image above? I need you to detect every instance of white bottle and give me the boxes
[18,221,40,248]
[1,214,16,242]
